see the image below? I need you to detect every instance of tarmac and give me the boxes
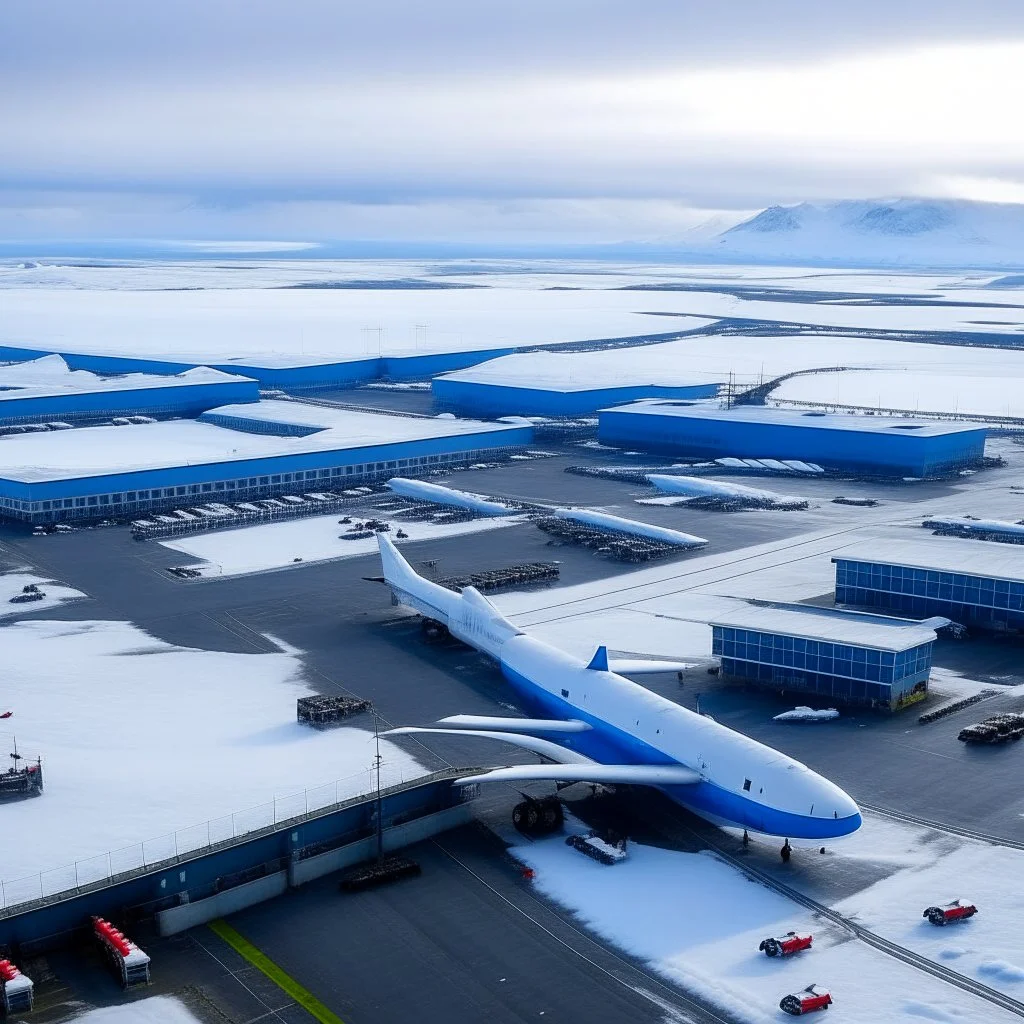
[3,443,1024,1023]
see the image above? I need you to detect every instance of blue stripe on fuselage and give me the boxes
[500,663,861,841]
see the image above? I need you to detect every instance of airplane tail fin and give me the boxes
[377,534,517,658]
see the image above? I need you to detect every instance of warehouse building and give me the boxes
[598,402,988,477]
[710,603,938,709]
[433,350,720,417]
[0,355,258,426]
[834,537,1024,633]
[0,400,531,523]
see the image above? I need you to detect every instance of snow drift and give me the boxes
[646,474,807,509]
[386,477,517,516]
[551,507,707,548]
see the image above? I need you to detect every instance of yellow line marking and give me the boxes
[208,918,346,1024]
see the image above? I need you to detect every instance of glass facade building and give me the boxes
[710,620,935,709]
[834,556,1024,633]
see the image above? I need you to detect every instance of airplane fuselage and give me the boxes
[498,634,861,840]
[377,534,861,841]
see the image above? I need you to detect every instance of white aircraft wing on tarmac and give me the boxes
[457,764,702,786]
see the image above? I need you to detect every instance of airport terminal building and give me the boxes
[0,400,532,524]
[834,537,1024,634]
[598,402,988,478]
[710,603,938,709]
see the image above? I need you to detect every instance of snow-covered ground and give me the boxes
[64,998,202,1024]
[161,512,523,578]
[4,261,1024,379]
[0,571,85,617]
[0,619,425,902]
[512,828,1022,1024]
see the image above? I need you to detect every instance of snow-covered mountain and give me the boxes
[713,198,1024,268]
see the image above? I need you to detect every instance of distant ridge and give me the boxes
[716,197,1024,267]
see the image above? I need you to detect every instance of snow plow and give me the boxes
[759,931,813,957]
[923,899,977,926]
[780,984,832,1015]
[565,831,628,865]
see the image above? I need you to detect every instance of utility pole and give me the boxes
[373,714,384,863]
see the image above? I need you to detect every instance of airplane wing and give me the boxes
[456,764,702,786]
[385,727,595,764]
[385,726,702,788]
[436,715,591,734]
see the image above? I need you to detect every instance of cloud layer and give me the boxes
[4,1,1024,243]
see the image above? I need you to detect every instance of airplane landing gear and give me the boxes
[742,830,750,846]
[512,795,564,838]
[781,840,792,863]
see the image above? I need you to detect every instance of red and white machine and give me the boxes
[759,931,813,957]
[92,916,151,988]
[0,958,34,1013]
[923,899,977,926]
[779,984,833,1015]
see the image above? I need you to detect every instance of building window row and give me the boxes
[0,450,489,518]
[836,560,1024,611]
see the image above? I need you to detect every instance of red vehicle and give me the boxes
[923,899,977,926]
[759,931,813,958]
[780,985,832,1016]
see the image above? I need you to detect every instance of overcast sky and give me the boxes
[4,1,1024,246]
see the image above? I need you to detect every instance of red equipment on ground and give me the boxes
[780,984,833,1015]
[91,916,151,988]
[0,958,34,1013]
[923,899,978,926]
[759,931,813,957]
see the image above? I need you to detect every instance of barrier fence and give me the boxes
[0,762,430,915]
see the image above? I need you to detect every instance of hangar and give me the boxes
[0,401,531,524]
[834,537,1024,634]
[433,350,720,417]
[0,356,257,427]
[710,603,937,710]
[597,402,988,478]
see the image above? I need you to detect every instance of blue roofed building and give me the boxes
[710,602,939,710]
[597,402,988,478]
[0,355,258,427]
[0,400,531,523]
[834,537,1024,634]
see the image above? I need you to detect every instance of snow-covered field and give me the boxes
[0,285,715,366]
[0,619,425,901]
[3,260,1024,380]
[512,822,1024,1023]
[161,512,523,578]
[0,571,85,617]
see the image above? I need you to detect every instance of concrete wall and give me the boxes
[155,871,288,936]
[156,802,474,936]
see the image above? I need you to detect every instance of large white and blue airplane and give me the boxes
[377,535,861,847]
